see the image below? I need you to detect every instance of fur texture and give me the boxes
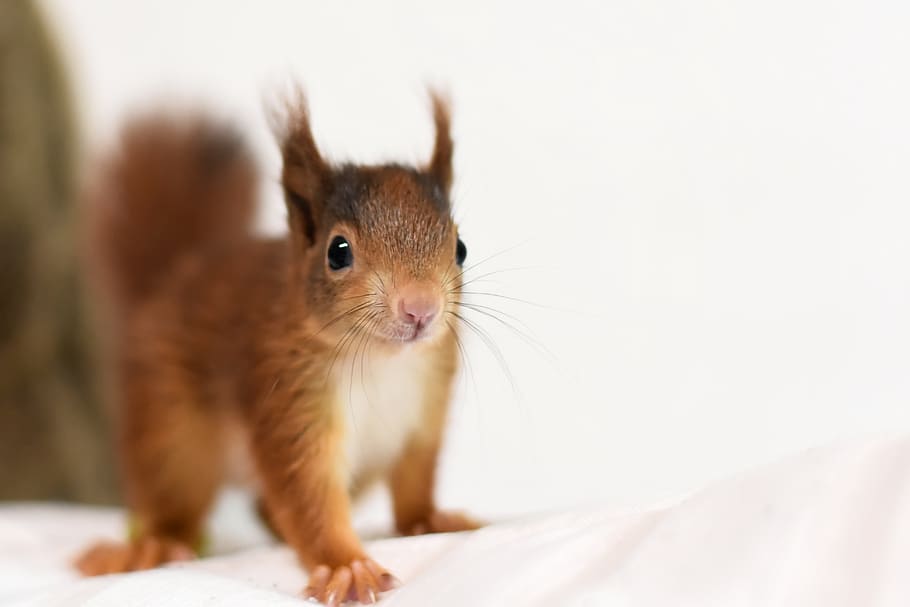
[76,93,478,605]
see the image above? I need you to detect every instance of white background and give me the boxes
[41,0,910,521]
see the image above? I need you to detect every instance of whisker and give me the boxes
[451,290,562,312]
[334,310,380,443]
[454,300,537,338]
[441,261,455,292]
[453,266,540,291]
[310,301,375,339]
[447,310,519,400]
[357,312,385,413]
[454,301,557,364]
[349,310,381,407]
[336,293,377,303]
[324,309,374,385]
[446,317,480,403]
[443,239,534,289]
[372,272,388,297]
[323,324,358,386]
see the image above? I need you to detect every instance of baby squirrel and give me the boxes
[75,91,479,605]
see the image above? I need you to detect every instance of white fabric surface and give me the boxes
[3,435,910,606]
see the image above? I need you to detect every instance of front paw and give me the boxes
[303,558,398,606]
[403,510,482,536]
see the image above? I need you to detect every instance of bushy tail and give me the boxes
[87,114,258,312]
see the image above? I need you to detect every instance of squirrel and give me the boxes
[74,91,480,605]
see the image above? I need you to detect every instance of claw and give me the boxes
[303,558,396,605]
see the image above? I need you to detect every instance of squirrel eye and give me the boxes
[327,236,353,270]
[456,237,467,266]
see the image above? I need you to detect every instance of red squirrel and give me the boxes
[75,91,479,605]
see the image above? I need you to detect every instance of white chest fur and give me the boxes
[333,345,429,483]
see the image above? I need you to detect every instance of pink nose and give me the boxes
[398,296,439,328]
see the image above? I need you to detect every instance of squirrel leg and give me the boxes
[75,361,221,575]
[389,381,481,536]
[389,429,482,537]
[251,398,397,606]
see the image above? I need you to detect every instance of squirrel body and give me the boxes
[76,94,478,604]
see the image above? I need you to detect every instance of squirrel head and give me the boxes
[279,91,466,346]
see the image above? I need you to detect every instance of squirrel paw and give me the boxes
[74,537,194,576]
[303,558,399,606]
[403,509,482,536]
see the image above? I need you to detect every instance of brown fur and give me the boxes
[76,93,478,605]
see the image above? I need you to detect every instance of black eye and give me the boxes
[327,236,353,270]
[456,237,467,266]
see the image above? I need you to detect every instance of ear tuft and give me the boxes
[426,89,454,192]
[275,86,330,246]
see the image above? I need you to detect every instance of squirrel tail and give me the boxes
[87,114,258,312]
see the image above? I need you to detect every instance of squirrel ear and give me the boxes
[426,90,453,192]
[278,89,330,246]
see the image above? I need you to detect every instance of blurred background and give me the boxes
[3,0,910,525]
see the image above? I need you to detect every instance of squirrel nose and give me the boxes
[398,295,439,328]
